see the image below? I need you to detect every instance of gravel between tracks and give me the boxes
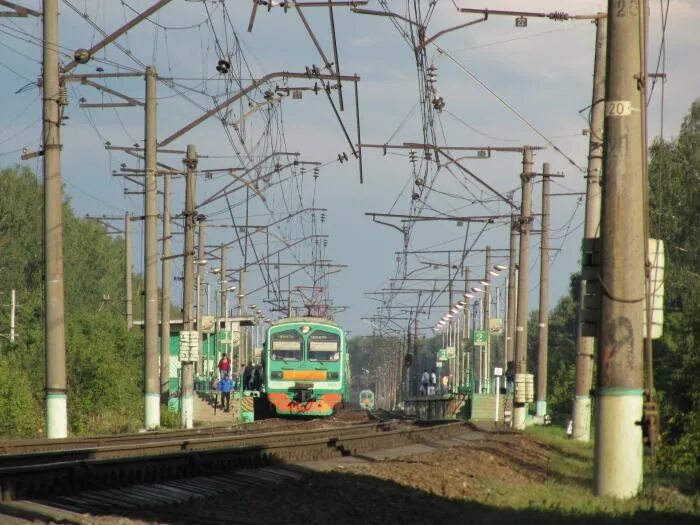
[34,426,551,525]
[9,423,697,525]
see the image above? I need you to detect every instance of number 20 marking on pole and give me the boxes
[606,101,632,117]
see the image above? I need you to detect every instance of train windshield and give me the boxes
[270,329,302,361]
[308,330,340,361]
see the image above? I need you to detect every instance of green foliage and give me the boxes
[348,335,403,396]
[66,310,144,434]
[648,99,700,480]
[526,273,581,423]
[0,165,145,438]
[0,348,42,437]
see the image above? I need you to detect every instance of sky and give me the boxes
[0,0,697,337]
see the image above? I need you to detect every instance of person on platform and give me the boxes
[217,353,231,379]
[210,375,220,409]
[243,363,253,391]
[429,370,437,396]
[420,369,429,396]
[219,372,233,412]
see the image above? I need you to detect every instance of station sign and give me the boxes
[473,330,487,346]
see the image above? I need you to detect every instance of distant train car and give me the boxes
[263,317,349,416]
[359,389,375,410]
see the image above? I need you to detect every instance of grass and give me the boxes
[479,424,700,522]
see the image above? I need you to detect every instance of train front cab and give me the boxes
[265,321,345,416]
[359,389,375,410]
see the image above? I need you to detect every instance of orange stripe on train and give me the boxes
[281,370,328,381]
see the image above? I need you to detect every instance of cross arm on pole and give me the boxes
[61,0,174,73]
[159,71,359,147]
[0,1,40,17]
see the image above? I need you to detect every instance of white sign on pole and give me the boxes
[644,238,665,339]
[435,361,443,368]
[494,367,503,377]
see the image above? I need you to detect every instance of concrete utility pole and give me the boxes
[594,0,646,499]
[505,216,518,366]
[413,318,419,395]
[536,163,551,418]
[238,268,246,315]
[10,289,16,342]
[160,173,171,402]
[43,0,67,439]
[463,267,471,388]
[143,65,160,430]
[513,148,534,431]
[125,214,133,331]
[483,246,492,393]
[401,315,411,401]
[219,244,227,367]
[196,216,206,373]
[181,144,197,429]
[573,14,607,442]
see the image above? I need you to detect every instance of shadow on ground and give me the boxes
[14,464,697,525]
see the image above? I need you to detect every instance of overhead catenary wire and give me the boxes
[432,42,586,173]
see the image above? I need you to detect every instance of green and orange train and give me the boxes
[263,317,350,416]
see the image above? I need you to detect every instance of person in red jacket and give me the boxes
[217,353,231,379]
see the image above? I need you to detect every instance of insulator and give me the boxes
[216,58,230,74]
[73,48,90,64]
[58,85,68,106]
[549,11,569,21]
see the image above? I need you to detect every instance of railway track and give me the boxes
[0,408,390,457]
[0,418,466,502]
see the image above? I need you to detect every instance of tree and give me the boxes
[0,165,145,437]
[648,99,700,480]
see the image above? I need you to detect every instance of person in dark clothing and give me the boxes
[505,360,515,394]
[252,364,262,390]
[219,372,233,411]
[242,364,253,392]
[210,376,220,409]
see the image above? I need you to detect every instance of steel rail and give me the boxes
[0,421,465,501]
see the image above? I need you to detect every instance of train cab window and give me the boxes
[270,329,302,360]
[308,330,340,361]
